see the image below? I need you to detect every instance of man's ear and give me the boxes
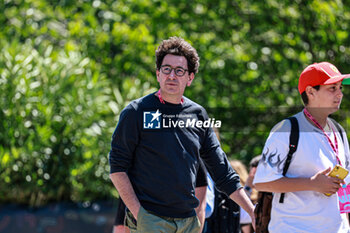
[305,85,315,100]
[156,70,160,82]
[187,73,195,86]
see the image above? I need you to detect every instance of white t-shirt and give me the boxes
[240,207,252,224]
[253,111,350,233]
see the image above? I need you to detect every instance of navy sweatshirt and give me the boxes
[109,92,241,218]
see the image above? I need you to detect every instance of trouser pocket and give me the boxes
[125,208,137,231]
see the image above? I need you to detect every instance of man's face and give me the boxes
[310,81,343,113]
[156,54,194,99]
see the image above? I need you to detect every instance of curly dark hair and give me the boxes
[155,37,200,74]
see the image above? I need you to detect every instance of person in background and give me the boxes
[245,155,262,204]
[201,173,215,233]
[230,160,254,233]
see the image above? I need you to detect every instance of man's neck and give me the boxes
[304,107,328,128]
[156,90,183,104]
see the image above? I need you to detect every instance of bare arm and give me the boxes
[245,167,257,190]
[195,186,207,233]
[110,172,141,220]
[254,167,343,194]
[229,187,255,231]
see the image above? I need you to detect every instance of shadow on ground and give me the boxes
[0,200,117,233]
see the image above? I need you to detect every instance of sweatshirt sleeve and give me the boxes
[109,104,140,174]
[196,159,208,188]
[200,126,242,197]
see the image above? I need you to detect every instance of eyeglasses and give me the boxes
[160,65,188,77]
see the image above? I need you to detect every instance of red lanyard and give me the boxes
[157,89,184,104]
[303,108,341,165]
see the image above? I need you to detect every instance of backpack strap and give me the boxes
[279,116,299,203]
[329,118,344,143]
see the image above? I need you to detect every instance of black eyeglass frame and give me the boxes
[160,65,189,77]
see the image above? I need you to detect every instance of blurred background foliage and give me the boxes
[1,0,350,206]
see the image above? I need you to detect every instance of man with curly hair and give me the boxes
[109,37,255,233]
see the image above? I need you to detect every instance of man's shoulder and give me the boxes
[125,92,157,111]
[270,112,303,134]
[183,96,206,111]
[270,118,293,134]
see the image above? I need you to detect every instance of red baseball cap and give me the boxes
[298,62,350,94]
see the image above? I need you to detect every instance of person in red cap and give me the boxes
[253,62,350,233]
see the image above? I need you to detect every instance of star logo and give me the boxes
[143,110,162,129]
[151,109,161,122]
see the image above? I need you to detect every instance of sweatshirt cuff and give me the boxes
[219,180,243,197]
[109,165,127,174]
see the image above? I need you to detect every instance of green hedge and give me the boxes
[0,41,114,205]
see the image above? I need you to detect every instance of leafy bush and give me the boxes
[0,41,115,206]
